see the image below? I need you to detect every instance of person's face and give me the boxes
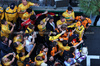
[40,21,44,25]
[5,58,9,62]
[42,45,45,49]
[17,35,20,37]
[22,0,27,6]
[5,21,7,25]
[17,42,20,45]
[5,37,8,42]
[68,58,71,62]
[81,16,84,19]
[61,18,65,22]
[49,19,54,23]
[68,11,72,14]
[32,27,35,29]
[49,56,54,61]
[39,57,42,60]
[24,36,28,40]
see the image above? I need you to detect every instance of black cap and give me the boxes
[10,3,15,9]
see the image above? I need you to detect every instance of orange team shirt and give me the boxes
[75,16,92,28]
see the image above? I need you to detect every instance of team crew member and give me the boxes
[56,41,71,56]
[55,24,73,41]
[21,11,48,28]
[13,32,23,43]
[25,24,35,34]
[0,7,4,25]
[13,41,26,54]
[38,17,49,31]
[67,21,85,41]
[56,16,67,28]
[50,41,61,57]
[75,15,92,29]
[16,44,36,66]
[5,3,17,23]
[62,6,75,24]
[35,51,47,66]
[18,0,39,18]
[22,8,35,21]
[1,20,15,38]
[1,53,15,66]
[45,30,66,41]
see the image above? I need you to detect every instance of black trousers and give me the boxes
[94,15,100,26]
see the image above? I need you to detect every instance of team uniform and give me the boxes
[0,7,4,25]
[16,54,29,66]
[57,41,70,56]
[35,53,44,66]
[75,16,92,28]
[21,13,43,28]
[25,26,34,34]
[18,2,35,18]
[5,6,17,23]
[2,56,11,66]
[13,36,22,43]
[56,20,67,26]
[62,10,75,24]
[22,10,35,20]
[68,22,85,41]
[1,22,11,38]
[15,43,25,54]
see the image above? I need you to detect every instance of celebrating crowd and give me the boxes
[0,0,91,66]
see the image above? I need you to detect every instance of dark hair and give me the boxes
[70,47,75,53]
[10,3,15,9]
[29,24,34,29]
[19,53,23,57]
[81,14,87,17]
[30,15,36,20]
[61,24,67,29]
[62,40,68,46]
[60,16,65,20]
[49,16,54,21]
[30,63,35,66]
[1,36,6,42]
[67,6,72,11]
[24,58,30,63]
[38,44,44,50]
[1,20,6,24]
[52,41,57,47]
[24,33,29,37]
[26,8,32,13]
[36,56,41,60]
[64,56,69,61]
[13,42,18,47]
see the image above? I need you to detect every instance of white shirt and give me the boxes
[25,39,33,52]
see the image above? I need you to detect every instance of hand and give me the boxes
[49,56,54,61]
[58,50,62,53]
[34,43,36,46]
[42,11,48,15]
[13,24,16,27]
[61,30,66,34]
[44,48,48,52]
[43,52,46,55]
[35,3,39,6]
[45,17,49,22]
[19,31,23,34]
[52,32,56,35]
[60,38,63,41]
[9,39,12,43]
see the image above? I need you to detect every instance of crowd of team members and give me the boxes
[0,0,92,66]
